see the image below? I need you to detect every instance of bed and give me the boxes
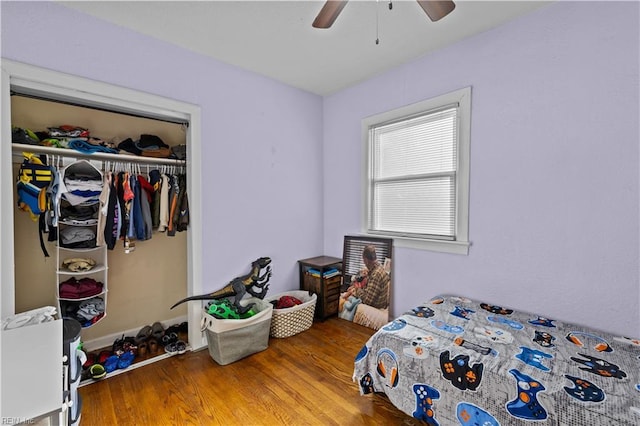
[353,295,640,425]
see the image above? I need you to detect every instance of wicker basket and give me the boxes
[267,290,317,338]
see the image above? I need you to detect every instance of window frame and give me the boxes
[361,87,471,255]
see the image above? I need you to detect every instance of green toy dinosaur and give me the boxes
[170,257,272,314]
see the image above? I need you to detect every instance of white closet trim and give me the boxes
[0,60,205,352]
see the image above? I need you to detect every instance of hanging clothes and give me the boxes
[176,174,189,232]
[96,172,110,247]
[167,174,179,237]
[131,174,146,241]
[149,169,162,228]
[116,172,127,240]
[104,172,120,250]
[158,174,170,232]
[137,175,154,240]
[26,157,188,253]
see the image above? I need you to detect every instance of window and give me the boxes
[362,87,471,254]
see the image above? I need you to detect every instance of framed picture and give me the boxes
[338,235,392,330]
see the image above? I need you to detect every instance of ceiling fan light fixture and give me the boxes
[312,0,349,29]
[312,0,456,29]
[417,0,456,22]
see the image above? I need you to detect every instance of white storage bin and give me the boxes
[201,297,273,365]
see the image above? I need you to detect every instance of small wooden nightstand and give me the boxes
[298,256,342,320]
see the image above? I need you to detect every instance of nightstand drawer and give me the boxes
[325,299,339,316]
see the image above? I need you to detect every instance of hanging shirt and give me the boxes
[149,169,162,228]
[132,175,146,241]
[176,174,189,232]
[127,174,137,239]
[158,174,170,232]
[137,175,154,240]
[167,174,179,237]
[116,172,127,239]
[48,166,63,228]
[96,172,110,247]
[104,172,119,250]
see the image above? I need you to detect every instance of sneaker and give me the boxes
[117,351,135,369]
[89,364,106,380]
[164,343,178,355]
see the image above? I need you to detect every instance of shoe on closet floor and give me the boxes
[164,324,180,336]
[138,341,148,357]
[151,321,165,340]
[104,355,119,373]
[161,332,178,348]
[147,338,159,354]
[164,342,178,355]
[134,325,152,345]
[120,336,138,356]
[98,350,112,365]
[89,364,106,380]
[164,340,187,356]
[83,352,97,369]
[117,351,135,369]
[165,321,188,339]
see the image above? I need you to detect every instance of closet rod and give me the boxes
[11,143,186,166]
[10,91,189,127]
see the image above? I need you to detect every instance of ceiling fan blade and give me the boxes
[312,0,349,29]
[416,0,456,22]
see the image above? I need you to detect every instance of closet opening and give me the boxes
[10,90,190,127]
[1,60,205,382]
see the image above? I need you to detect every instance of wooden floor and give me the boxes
[79,317,421,426]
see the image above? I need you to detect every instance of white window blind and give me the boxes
[369,105,459,240]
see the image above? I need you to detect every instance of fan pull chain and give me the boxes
[375,1,393,45]
[376,0,380,45]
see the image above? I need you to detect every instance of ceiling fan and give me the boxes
[312,0,456,29]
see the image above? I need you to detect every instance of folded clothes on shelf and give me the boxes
[59,226,96,248]
[59,277,104,299]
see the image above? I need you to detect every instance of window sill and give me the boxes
[363,233,470,255]
[397,237,470,255]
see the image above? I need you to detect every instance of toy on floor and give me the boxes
[206,299,257,320]
[171,257,272,314]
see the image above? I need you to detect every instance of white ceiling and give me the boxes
[59,1,552,96]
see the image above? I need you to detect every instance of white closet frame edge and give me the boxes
[0,60,206,381]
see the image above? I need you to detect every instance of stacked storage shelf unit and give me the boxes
[56,159,108,329]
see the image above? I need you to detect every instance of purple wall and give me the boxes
[1,1,325,292]
[3,2,639,337]
[323,1,640,337]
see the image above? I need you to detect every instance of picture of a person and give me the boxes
[339,245,390,322]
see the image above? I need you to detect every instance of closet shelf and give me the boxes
[11,143,186,166]
[57,265,108,276]
[58,220,98,227]
[58,289,108,303]
[57,246,106,254]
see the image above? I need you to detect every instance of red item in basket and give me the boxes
[276,296,303,309]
